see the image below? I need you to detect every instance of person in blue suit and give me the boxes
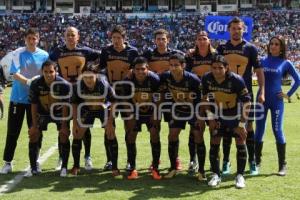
[255,35,300,176]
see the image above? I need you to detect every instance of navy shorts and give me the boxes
[168,111,197,129]
[211,119,240,138]
[78,109,108,128]
[38,115,68,131]
[133,115,155,132]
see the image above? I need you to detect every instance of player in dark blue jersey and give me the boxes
[160,53,202,179]
[71,63,119,176]
[143,29,184,171]
[27,60,71,177]
[202,55,251,188]
[143,29,183,75]
[217,17,265,175]
[100,25,139,171]
[49,27,100,171]
[122,57,162,180]
[185,31,216,177]
[255,36,300,176]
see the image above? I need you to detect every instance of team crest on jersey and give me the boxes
[149,61,170,74]
[39,93,58,112]
[192,65,211,77]
[225,54,248,76]
[58,56,86,83]
[107,60,130,82]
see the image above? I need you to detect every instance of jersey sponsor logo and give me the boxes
[263,67,279,73]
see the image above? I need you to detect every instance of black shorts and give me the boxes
[38,115,67,131]
[211,119,239,138]
[78,109,109,128]
[133,115,156,132]
[168,111,197,129]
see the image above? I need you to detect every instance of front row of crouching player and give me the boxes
[27,54,252,188]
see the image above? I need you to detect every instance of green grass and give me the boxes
[0,86,299,200]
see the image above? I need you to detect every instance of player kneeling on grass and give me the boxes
[122,57,161,180]
[201,55,251,189]
[160,53,202,179]
[26,60,71,177]
[71,63,120,176]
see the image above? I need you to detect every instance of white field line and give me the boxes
[0,143,58,195]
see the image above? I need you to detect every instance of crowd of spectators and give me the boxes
[0,10,300,68]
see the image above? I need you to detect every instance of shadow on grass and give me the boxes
[2,168,279,199]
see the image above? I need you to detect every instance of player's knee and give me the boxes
[150,130,159,143]
[29,132,40,143]
[275,133,286,144]
[193,132,203,143]
[210,136,221,145]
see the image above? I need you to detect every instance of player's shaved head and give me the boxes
[65,26,79,35]
[64,26,80,49]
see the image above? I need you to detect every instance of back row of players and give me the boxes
[1,17,299,189]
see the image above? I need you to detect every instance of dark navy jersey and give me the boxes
[202,71,251,117]
[49,45,100,83]
[123,71,160,116]
[29,76,71,115]
[160,70,201,114]
[100,44,139,84]
[186,52,215,78]
[143,48,184,74]
[217,40,261,93]
[71,77,115,111]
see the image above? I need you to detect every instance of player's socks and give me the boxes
[61,139,70,169]
[0,100,3,119]
[104,134,111,163]
[29,142,39,171]
[109,138,119,170]
[222,136,232,164]
[188,131,196,162]
[150,141,161,169]
[58,136,62,159]
[276,143,287,172]
[125,132,130,164]
[236,144,247,175]
[246,131,255,163]
[255,141,263,166]
[72,139,82,168]
[38,134,43,151]
[127,142,136,170]
[83,129,91,158]
[209,144,220,176]
[196,142,206,174]
[168,140,179,170]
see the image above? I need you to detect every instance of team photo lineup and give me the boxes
[0,7,300,195]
